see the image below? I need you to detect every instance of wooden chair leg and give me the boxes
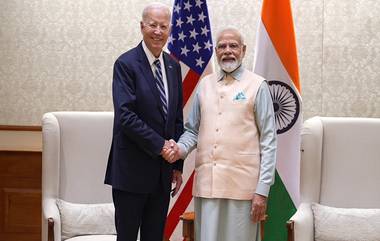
[260,215,268,240]
[180,212,195,241]
[286,220,295,241]
[47,218,54,241]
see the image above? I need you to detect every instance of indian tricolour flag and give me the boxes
[253,0,302,240]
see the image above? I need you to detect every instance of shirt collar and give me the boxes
[217,64,245,82]
[142,40,164,66]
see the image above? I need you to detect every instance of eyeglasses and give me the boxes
[143,22,170,32]
[216,43,241,51]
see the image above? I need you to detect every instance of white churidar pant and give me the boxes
[194,197,261,241]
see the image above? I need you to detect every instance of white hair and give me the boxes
[142,2,171,21]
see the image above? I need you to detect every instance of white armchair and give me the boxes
[41,112,115,241]
[287,116,380,241]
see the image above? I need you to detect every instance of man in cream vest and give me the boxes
[163,27,277,241]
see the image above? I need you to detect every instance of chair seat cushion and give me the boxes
[56,199,116,240]
[312,203,380,241]
[66,235,116,241]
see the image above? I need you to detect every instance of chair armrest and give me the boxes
[287,203,314,241]
[42,198,61,241]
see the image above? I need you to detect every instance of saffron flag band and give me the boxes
[253,0,302,240]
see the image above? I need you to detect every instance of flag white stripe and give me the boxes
[254,21,295,89]
[167,60,213,240]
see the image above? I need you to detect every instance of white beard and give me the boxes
[220,59,241,73]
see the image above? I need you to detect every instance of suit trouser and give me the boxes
[112,188,170,241]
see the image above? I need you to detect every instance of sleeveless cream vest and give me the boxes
[194,70,264,200]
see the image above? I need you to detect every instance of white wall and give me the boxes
[0,0,379,125]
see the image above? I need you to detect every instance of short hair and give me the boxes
[142,2,171,22]
[215,27,245,45]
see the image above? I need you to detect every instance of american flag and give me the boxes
[168,0,213,75]
[168,0,213,105]
[164,0,213,240]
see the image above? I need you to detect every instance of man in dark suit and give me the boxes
[104,3,184,241]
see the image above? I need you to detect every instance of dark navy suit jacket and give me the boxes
[105,42,184,194]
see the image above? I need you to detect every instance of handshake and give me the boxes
[161,139,182,163]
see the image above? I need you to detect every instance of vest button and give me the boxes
[220,95,224,99]
[218,112,222,115]
[216,128,219,132]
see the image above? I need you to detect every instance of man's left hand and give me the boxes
[171,170,183,197]
[250,193,267,223]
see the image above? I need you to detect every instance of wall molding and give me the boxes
[0,125,42,132]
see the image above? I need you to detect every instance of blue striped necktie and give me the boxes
[153,59,168,116]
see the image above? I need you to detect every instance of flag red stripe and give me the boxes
[182,69,200,107]
[164,171,195,239]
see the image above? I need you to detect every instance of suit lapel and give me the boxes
[136,44,166,119]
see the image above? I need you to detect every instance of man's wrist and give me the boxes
[177,143,187,159]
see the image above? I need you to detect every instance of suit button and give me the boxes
[218,112,222,115]
[220,95,224,99]
[216,128,219,132]
[214,144,217,149]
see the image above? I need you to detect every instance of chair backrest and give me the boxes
[42,111,113,203]
[300,116,380,208]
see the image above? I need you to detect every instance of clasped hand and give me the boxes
[161,139,181,163]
